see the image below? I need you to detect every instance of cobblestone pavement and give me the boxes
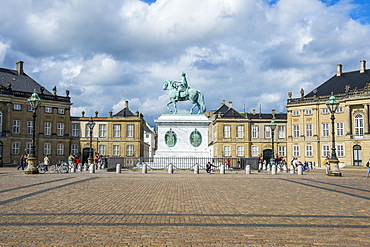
[0,167,369,246]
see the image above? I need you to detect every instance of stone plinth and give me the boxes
[154,114,211,158]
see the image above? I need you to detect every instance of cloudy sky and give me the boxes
[1,0,370,127]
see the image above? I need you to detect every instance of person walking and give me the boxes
[43,155,50,172]
[17,154,26,170]
[206,161,215,174]
[365,159,370,178]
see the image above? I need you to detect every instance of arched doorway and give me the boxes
[353,145,362,166]
[263,149,272,163]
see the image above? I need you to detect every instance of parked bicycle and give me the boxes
[49,162,69,173]
[37,162,46,174]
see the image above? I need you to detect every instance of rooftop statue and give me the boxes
[163,72,206,114]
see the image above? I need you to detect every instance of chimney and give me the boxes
[221,100,226,105]
[95,111,98,117]
[16,61,24,75]
[272,109,276,119]
[360,60,366,73]
[336,64,342,76]
[252,109,256,115]
[228,101,233,108]
[125,100,129,109]
[109,111,113,117]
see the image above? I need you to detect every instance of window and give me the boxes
[278,126,285,139]
[251,126,259,139]
[337,144,344,157]
[11,142,20,155]
[71,124,79,137]
[223,146,231,156]
[44,143,51,155]
[278,146,286,157]
[126,144,134,156]
[99,124,106,137]
[26,142,32,155]
[13,120,20,134]
[113,145,120,156]
[57,123,64,136]
[71,144,79,155]
[292,110,299,116]
[98,145,107,156]
[85,124,91,137]
[27,105,33,112]
[45,107,52,113]
[293,125,300,138]
[264,126,271,139]
[237,146,244,157]
[305,109,312,115]
[113,124,121,137]
[336,107,343,113]
[354,114,364,137]
[57,143,64,155]
[306,124,313,137]
[322,123,329,137]
[44,122,51,135]
[305,145,313,157]
[13,104,21,110]
[293,145,300,157]
[251,146,259,157]
[321,108,329,114]
[127,124,134,138]
[237,125,244,138]
[223,125,231,138]
[57,108,65,114]
[27,121,33,135]
[322,145,330,157]
[336,122,344,137]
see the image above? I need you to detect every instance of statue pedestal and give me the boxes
[154,114,211,158]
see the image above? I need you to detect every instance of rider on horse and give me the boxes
[174,72,189,101]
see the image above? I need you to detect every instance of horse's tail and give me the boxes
[198,90,206,113]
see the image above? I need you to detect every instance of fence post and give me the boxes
[297,165,303,175]
[194,163,199,174]
[168,163,173,174]
[290,166,295,174]
[84,163,89,171]
[142,163,147,174]
[271,164,277,175]
[89,163,95,173]
[116,164,121,173]
[246,164,251,174]
[71,165,76,173]
[220,164,225,174]
[78,163,82,172]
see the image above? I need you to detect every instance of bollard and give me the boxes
[71,166,76,173]
[271,164,277,175]
[78,163,82,172]
[84,163,89,171]
[297,165,303,175]
[262,163,267,170]
[220,164,225,174]
[246,164,251,174]
[116,164,121,173]
[168,163,173,174]
[142,163,147,174]
[194,163,199,174]
[283,164,288,173]
[89,163,95,173]
[290,166,295,174]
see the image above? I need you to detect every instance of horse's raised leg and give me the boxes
[172,100,178,114]
[166,101,173,112]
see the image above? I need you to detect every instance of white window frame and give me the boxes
[44,122,52,136]
[292,110,300,116]
[278,146,285,157]
[305,109,312,115]
[113,145,120,156]
[71,144,79,155]
[337,144,344,157]
[305,145,313,157]
[13,120,20,134]
[306,124,313,137]
[265,126,271,139]
[237,146,244,157]
[322,123,329,137]
[57,108,65,114]
[336,107,343,113]
[98,145,107,156]
[27,120,33,135]
[11,142,20,155]
[278,126,285,139]
[354,114,364,137]
[223,125,231,139]
[336,122,344,137]
[293,125,300,138]
[321,108,329,114]
[223,145,231,157]
[113,124,121,138]
[99,124,106,138]
[126,144,134,156]
[45,107,52,113]
[44,142,51,155]
[57,123,64,136]
[251,146,259,157]
[57,143,64,156]
[26,142,32,155]
[13,104,21,110]
[293,145,300,157]
[71,124,79,137]
[236,125,244,139]
[127,124,134,138]
[251,125,259,139]
[322,145,330,157]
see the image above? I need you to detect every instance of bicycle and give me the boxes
[49,162,69,173]
[37,162,46,174]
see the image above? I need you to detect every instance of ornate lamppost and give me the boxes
[86,117,95,165]
[325,93,342,176]
[25,90,42,174]
[269,119,277,164]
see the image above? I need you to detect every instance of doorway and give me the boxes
[83,148,94,165]
[353,145,362,166]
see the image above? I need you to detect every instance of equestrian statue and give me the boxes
[162,72,206,114]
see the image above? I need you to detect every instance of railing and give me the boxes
[287,90,370,105]
[0,88,70,103]
[106,157,259,171]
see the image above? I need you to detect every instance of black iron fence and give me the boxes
[106,157,259,171]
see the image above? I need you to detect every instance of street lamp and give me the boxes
[86,117,95,165]
[269,119,277,163]
[325,93,342,176]
[25,89,42,174]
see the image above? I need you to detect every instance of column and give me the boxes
[345,105,351,136]
[364,103,369,134]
